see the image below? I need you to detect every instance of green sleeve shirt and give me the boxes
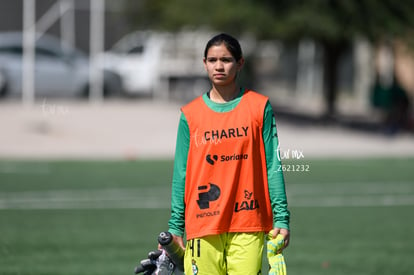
[168,90,290,237]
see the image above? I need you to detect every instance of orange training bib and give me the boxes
[181,90,273,240]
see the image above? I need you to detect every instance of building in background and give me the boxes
[0,0,131,53]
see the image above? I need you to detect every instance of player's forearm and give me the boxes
[267,140,290,230]
[168,113,190,237]
[263,102,290,230]
[168,181,185,236]
[168,165,186,237]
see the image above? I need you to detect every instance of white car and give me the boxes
[101,31,166,96]
[101,30,212,98]
[0,32,122,98]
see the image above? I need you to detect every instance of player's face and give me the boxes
[203,43,244,87]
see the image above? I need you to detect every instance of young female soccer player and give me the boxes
[167,33,290,275]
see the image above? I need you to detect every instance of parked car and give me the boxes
[100,30,212,98]
[0,32,122,98]
[0,68,6,97]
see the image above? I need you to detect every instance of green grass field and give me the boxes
[0,158,413,275]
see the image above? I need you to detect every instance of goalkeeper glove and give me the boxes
[267,232,287,275]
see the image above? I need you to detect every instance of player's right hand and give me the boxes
[172,234,185,250]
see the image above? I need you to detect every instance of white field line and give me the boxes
[287,182,414,195]
[288,194,414,207]
[0,182,413,209]
[0,163,51,174]
[0,187,171,209]
[287,181,414,207]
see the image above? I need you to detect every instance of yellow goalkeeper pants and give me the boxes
[184,232,265,275]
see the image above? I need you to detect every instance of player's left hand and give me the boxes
[270,227,290,252]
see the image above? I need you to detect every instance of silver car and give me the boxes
[0,32,122,98]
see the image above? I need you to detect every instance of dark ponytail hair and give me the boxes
[204,33,243,62]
